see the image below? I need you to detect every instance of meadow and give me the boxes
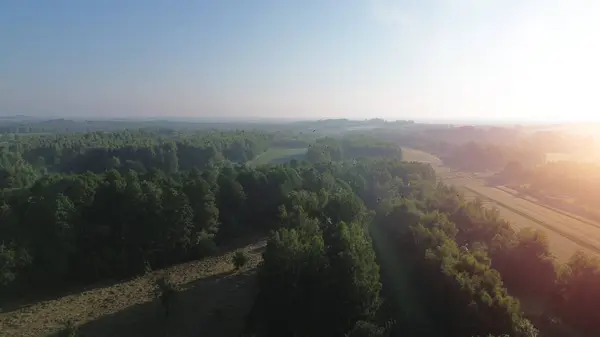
[0,240,266,337]
[401,148,443,166]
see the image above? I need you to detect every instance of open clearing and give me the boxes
[402,148,442,166]
[251,147,307,165]
[0,239,266,337]
[406,150,600,261]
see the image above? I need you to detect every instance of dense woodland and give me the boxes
[0,130,296,189]
[1,119,599,337]
[305,135,403,163]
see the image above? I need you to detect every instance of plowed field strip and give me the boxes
[495,186,600,230]
[463,185,600,256]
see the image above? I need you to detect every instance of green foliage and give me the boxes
[154,273,177,319]
[232,251,248,269]
[249,216,382,337]
[1,120,599,337]
[0,242,31,287]
[345,320,389,337]
[56,321,80,337]
[306,135,403,164]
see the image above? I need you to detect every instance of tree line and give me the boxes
[0,129,404,190]
[378,181,600,336]
[0,130,278,189]
[372,126,596,172]
[305,135,403,164]
[396,139,545,172]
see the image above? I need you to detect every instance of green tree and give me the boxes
[232,251,248,269]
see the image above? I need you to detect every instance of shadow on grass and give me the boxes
[1,277,137,315]
[1,235,266,315]
[249,245,266,255]
[46,269,259,337]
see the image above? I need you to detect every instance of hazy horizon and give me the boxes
[3,114,591,127]
[2,1,599,122]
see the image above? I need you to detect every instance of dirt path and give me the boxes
[0,240,266,337]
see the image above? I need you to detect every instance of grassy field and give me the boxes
[0,239,266,337]
[401,148,443,166]
[404,150,600,261]
[250,147,307,166]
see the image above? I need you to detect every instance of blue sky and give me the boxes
[1,0,599,121]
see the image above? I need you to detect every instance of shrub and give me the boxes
[232,251,248,269]
[154,273,177,318]
[57,321,79,337]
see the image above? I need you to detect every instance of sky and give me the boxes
[1,0,600,122]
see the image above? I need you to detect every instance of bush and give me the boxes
[154,273,177,318]
[196,232,218,257]
[57,321,79,337]
[346,321,387,337]
[232,251,248,269]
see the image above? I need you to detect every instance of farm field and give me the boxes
[546,152,600,163]
[445,174,600,261]
[0,239,266,337]
[408,150,600,261]
[461,184,600,261]
[495,186,600,228]
[250,147,307,165]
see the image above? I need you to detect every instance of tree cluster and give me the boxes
[0,130,277,189]
[404,184,600,336]
[305,136,403,164]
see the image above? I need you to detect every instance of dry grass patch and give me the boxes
[401,148,442,166]
[0,240,266,337]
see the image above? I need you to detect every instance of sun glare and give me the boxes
[433,0,600,123]
[498,1,600,122]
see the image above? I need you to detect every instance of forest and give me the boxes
[1,119,599,337]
